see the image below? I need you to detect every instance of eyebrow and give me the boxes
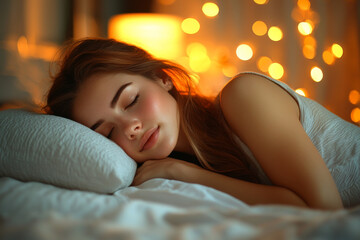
[90,82,132,131]
[110,82,132,108]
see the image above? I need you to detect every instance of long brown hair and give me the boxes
[45,38,258,183]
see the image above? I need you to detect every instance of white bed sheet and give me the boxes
[1,177,360,240]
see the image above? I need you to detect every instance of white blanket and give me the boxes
[1,177,360,240]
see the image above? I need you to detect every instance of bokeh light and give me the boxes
[181,18,200,34]
[310,66,323,82]
[202,2,219,17]
[257,56,272,72]
[297,0,311,11]
[189,55,211,73]
[187,42,207,56]
[298,21,313,35]
[187,42,211,72]
[268,26,283,41]
[331,43,343,58]
[268,63,284,79]
[349,90,360,104]
[254,0,269,4]
[222,64,238,77]
[351,108,360,123]
[322,50,335,65]
[252,21,267,36]
[304,36,316,47]
[236,44,253,61]
[295,88,307,97]
[303,45,315,59]
[291,8,303,22]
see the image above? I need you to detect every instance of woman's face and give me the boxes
[73,72,180,163]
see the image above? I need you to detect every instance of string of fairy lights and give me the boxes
[156,0,360,124]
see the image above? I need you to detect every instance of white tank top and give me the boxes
[231,72,360,208]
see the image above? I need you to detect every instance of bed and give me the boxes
[1,109,360,240]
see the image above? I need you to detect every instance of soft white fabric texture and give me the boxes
[1,177,360,240]
[0,109,137,193]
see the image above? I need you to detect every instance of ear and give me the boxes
[157,77,173,91]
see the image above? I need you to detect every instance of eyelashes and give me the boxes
[125,94,139,110]
[107,127,114,139]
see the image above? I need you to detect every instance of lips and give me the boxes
[139,126,159,152]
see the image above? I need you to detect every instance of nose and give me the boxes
[124,119,142,140]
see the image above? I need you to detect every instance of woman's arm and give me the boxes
[133,158,308,207]
[219,73,343,209]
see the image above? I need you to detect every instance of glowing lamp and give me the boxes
[108,13,183,59]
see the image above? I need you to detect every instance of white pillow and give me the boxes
[0,109,137,193]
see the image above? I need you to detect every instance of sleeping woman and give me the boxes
[45,38,360,209]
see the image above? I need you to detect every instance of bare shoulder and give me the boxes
[220,72,299,121]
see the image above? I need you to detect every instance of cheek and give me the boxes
[140,93,165,118]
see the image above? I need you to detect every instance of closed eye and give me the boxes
[107,127,114,139]
[125,95,139,109]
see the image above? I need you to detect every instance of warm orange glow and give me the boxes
[17,36,58,61]
[157,0,176,5]
[304,36,316,47]
[189,55,211,73]
[252,21,267,36]
[202,2,219,17]
[236,44,253,61]
[257,56,272,72]
[297,0,311,11]
[108,14,183,59]
[187,42,207,56]
[17,36,29,58]
[254,0,269,4]
[268,63,284,79]
[187,42,211,72]
[331,43,343,58]
[322,50,335,65]
[181,18,200,34]
[291,8,303,22]
[349,90,360,104]
[298,21,313,35]
[295,88,307,97]
[311,66,323,82]
[268,26,283,41]
[303,45,316,59]
[351,108,360,123]
[222,64,238,77]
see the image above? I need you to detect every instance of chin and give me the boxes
[155,142,176,159]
